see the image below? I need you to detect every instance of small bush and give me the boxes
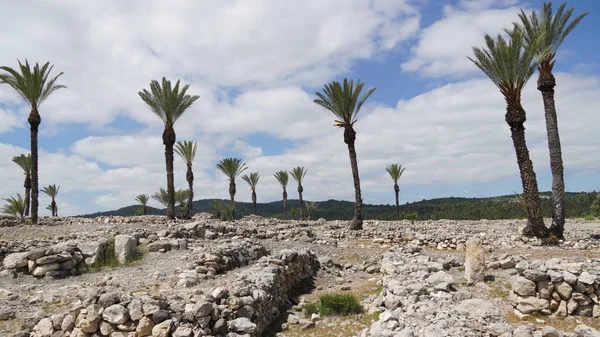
[319,294,363,316]
[89,238,118,271]
[304,302,320,316]
[584,215,596,221]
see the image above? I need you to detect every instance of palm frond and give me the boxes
[152,188,169,207]
[290,166,307,184]
[175,140,198,164]
[385,164,406,184]
[41,184,60,198]
[0,60,66,108]
[12,154,32,173]
[216,158,247,180]
[135,194,149,206]
[138,77,200,127]
[314,78,376,127]
[1,194,25,220]
[274,170,289,188]
[241,172,260,190]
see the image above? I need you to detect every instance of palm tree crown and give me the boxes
[274,170,289,189]
[216,158,247,180]
[1,194,25,221]
[175,140,198,165]
[468,28,540,105]
[386,164,406,184]
[313,78,376,128]
[12,154,32,173]
[153,188,169,207]
[0,60,66,110]
[241,172,260,191]
[136,194,149,206]
[290,166,307,186]
[42,184,60,198]
[138,78,199,129]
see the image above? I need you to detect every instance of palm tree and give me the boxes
[138,78,199,220]
[510,2,588,239]
[0,61,66,225]
[175,189,190,218]
[241,172,260,213]
[274,170,289,219]
[468,28,548,238]
[41,184,60,217]
[290,166,307,220]
[12,154,32,217]
[216,158,247,221]
[314,79,376,230]
[153,188,169,210]
[385,164,406,220]
[175,140,198,218]
[2,194,25,222]
[135,194,150,215]
[305,202,319,220]
[211,199,223,220]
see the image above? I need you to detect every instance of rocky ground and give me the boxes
[1,215,600,337]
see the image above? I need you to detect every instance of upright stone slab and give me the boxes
[464,237,485,284]
[114,235,137,264]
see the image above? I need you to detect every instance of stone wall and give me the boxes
[509,259,600,317]
[1,242,85,278]
[26,249,319,337]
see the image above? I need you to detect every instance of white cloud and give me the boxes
[401,2,524,77]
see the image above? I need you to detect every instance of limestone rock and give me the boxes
[33,318,54,337]
[114,235,137,264]
[227,317,257,334]
[102,304,129,324]
[3,252,29,269]
[575,325,600,337]
[464,238,485,284]
[511,276,536,297]
[151,319,172,337]
[135,316,154,336]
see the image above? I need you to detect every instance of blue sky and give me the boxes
[0,0,599,215]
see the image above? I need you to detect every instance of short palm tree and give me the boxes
[510,2,588,239]
[211,199,223,220]
[0,61,66,224]
[135,194,150,215]
[41,184,60,217]
[314,78,376,230]
[274,170,289,219]
[305,202,319,220]
[468,28,548,238]
[216,158,247,221]
[2,194,25,222]
[241,172,260,214]
[290,166,307,220]
[175,140,198,218]
[153,188,169,211]
[385,164,406,220]
[138,78,199,220]
[12,154,32,217]
[175,189,190,218]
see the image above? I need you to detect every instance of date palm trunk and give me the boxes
[297,185,304,220]
[24,175,31,217]
[282,189,288,220]
[143,205,147,215]
[51,199,57,217]
[229,180,236,222]
[538,65,565,239]
[186,164,194,219]
[251,190,257,213]
[28,107,40,225]
[345,126,363,230]
[163,126,176,220]
[394,184,400,220]
[506,104,548,238]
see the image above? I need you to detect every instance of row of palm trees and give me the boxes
[469,2,587,239]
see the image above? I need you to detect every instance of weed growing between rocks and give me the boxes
[88,237,118,271]
[318,294,363,316]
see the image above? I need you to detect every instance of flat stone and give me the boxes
[511,276,536,297]
[3,252,29,269]
[102,304,129,324]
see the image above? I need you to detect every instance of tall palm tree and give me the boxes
[135,194,149,215]
[138,78,199,220]
[314,79,376,230]
[175,140,198,218]
[12,154,32,217]
[41,184,60,217]
[510,2,588,239]
[385,164,406,220]
[216,158,247,221]
[290,166,307,220]
[468,28,549,238]
[2,194,25,222]
[0,61,66,224]
[241,172,260,214]
[274,170,289,219]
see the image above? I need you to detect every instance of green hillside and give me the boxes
[78,191,598,220]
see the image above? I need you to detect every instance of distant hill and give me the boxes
[78,191,598,220]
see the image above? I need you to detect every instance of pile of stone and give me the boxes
[509,258,600,317]
[2,242,84,278]
[22,249,319,337]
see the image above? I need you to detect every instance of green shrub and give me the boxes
[304,302,320,316]
[319,294,363,316]
[89,238,118,271]
[584,215,596,221]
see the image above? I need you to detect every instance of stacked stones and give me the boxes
[2,242,84,277]
[509,258,600,317]
[25,249,319,337]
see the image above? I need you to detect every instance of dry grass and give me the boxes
[280,313,378,337]
[505,311,600,332]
